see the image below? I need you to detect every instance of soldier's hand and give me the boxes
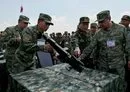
[128,61,130,70]
[16,36,21,42]
[73,47,81,57]
[44,43,54,53]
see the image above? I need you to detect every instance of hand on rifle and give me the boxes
[44,43,54,53]
[73,47,81,57]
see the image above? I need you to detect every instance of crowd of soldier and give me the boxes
[0,10,130,92]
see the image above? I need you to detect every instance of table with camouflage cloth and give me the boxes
[11,63,119,92]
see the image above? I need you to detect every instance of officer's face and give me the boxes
[121,19,130,27]
[79,22,89,31]
[98,18,110,30]
[19,21,29,29]
[90,27,97,33]
[39,21,50,32]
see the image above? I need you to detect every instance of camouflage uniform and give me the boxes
[121,15,130,92]
[71,17,92,68]
[71,17,91,53]
[55,32,63,46]
[90,23,98,37]
[0,15,29,74]
[61,31,71,53]
[89,23,98,69]
[79,10,129,92]
[15,13,53,71]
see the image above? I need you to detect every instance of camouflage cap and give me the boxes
[96,10,110,22]
[121,15,130,21]
[79,17,89,23]
[90,23,98,28]
[19,15,30,23]
[39,13,53,25]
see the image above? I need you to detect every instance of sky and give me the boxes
[0,0,130,34]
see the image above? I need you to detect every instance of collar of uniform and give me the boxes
[107,21,115,31]
[101,21,115,32]
[35,25,42,33]
[15,25,23,32]
[35,25,43,35]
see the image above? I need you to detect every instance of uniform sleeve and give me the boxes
[20,28,38,53]
[125,28,130,60]
[79,32,98,60]
[0,27,13,48]
[0,27,21,48]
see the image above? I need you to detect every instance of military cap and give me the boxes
[19,15,30,23]
[90,23,98,28]
[79,17,89,23]
[39,13,53,25]
[121,15,130,21]
[96,10,110,22]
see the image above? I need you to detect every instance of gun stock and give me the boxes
[42,34,84,72]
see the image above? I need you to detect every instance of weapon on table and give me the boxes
[42,34,85,72]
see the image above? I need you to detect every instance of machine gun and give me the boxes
[42,34,85,72]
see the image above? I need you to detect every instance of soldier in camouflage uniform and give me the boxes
[71,16,92,67]
[120,15,130,92]
[61,31,71,53]
[71,17,91,56]
[55,32,63,46]
[15,13,54,71]
[0,15,29,92]
[89,23,98,69]
[0,15,29,74]
[90,23,98,37]
[79,10,129,92]
[50,32,56,41]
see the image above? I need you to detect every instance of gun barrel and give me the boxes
[42,34,85,72]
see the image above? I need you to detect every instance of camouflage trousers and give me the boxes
[98,65,125,92]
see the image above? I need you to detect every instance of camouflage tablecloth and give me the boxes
[11,63,119,92]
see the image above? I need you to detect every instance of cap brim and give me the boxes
[23,20,30,24]
[95,19,105,22]
[81,21,89,23]
[45,21,54,25]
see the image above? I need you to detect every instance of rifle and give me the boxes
[42,34,85,72]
